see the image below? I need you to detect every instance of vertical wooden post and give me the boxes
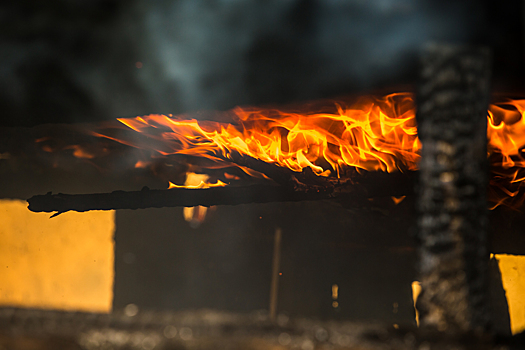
[416,44,492,333]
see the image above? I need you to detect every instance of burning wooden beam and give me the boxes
[415,44,492,333]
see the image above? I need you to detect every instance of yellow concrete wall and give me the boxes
[0,199,114,313]
[495,254,525,334]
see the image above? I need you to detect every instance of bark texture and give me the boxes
[416,44,491,333]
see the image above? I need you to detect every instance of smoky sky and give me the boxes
[0,0,518,126]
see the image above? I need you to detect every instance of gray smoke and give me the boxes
[0,0,486,126]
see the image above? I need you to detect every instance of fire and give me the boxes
[488,101,525,167]
[488,99,525,208]
[391,196,406,205]
[35,92,525,208]
[134,160,151,169]
[178,173,221,227]
[103,93,421,178]
[168,179,227,189]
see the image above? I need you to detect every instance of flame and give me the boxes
[93,93,525,208]
[183,206,208,227]
[488,101,525,168]
[487,99,525,208]
[35,92,525,209]
[168,172,227,189]
[391,196,406,205]
[102,93,420,178]
[412,281,421,327]
[224,172,241,180]
[177,173,223,227]
[134,160,151,169]
[168,180,227,189]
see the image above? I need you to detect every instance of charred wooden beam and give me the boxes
[226,151,301,187]
[416,44,492,333]
[27,185,335,216]
[26,170,416,216]
[226,151,340,189]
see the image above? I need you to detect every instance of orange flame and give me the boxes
[108,93,420,178]
[487,99,525,208]
[134,160,151,169]
[92,93,525,208]
[488,102,525,169]
[391,196,406,205]
[35,92,525,209]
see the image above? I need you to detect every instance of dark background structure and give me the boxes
[0,0,524,329]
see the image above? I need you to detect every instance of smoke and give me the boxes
[0,0,501,126]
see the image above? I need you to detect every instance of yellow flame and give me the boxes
[168,179,227,189]
[332,284,339,299]
[168,172,227,189]
[411,281,421,327]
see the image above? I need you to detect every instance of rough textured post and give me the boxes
[416,44,491,333]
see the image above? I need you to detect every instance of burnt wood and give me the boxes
[226,151,327,188]
[26,170,416,216]
[27,185,335,216]
[416,44,492,333]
